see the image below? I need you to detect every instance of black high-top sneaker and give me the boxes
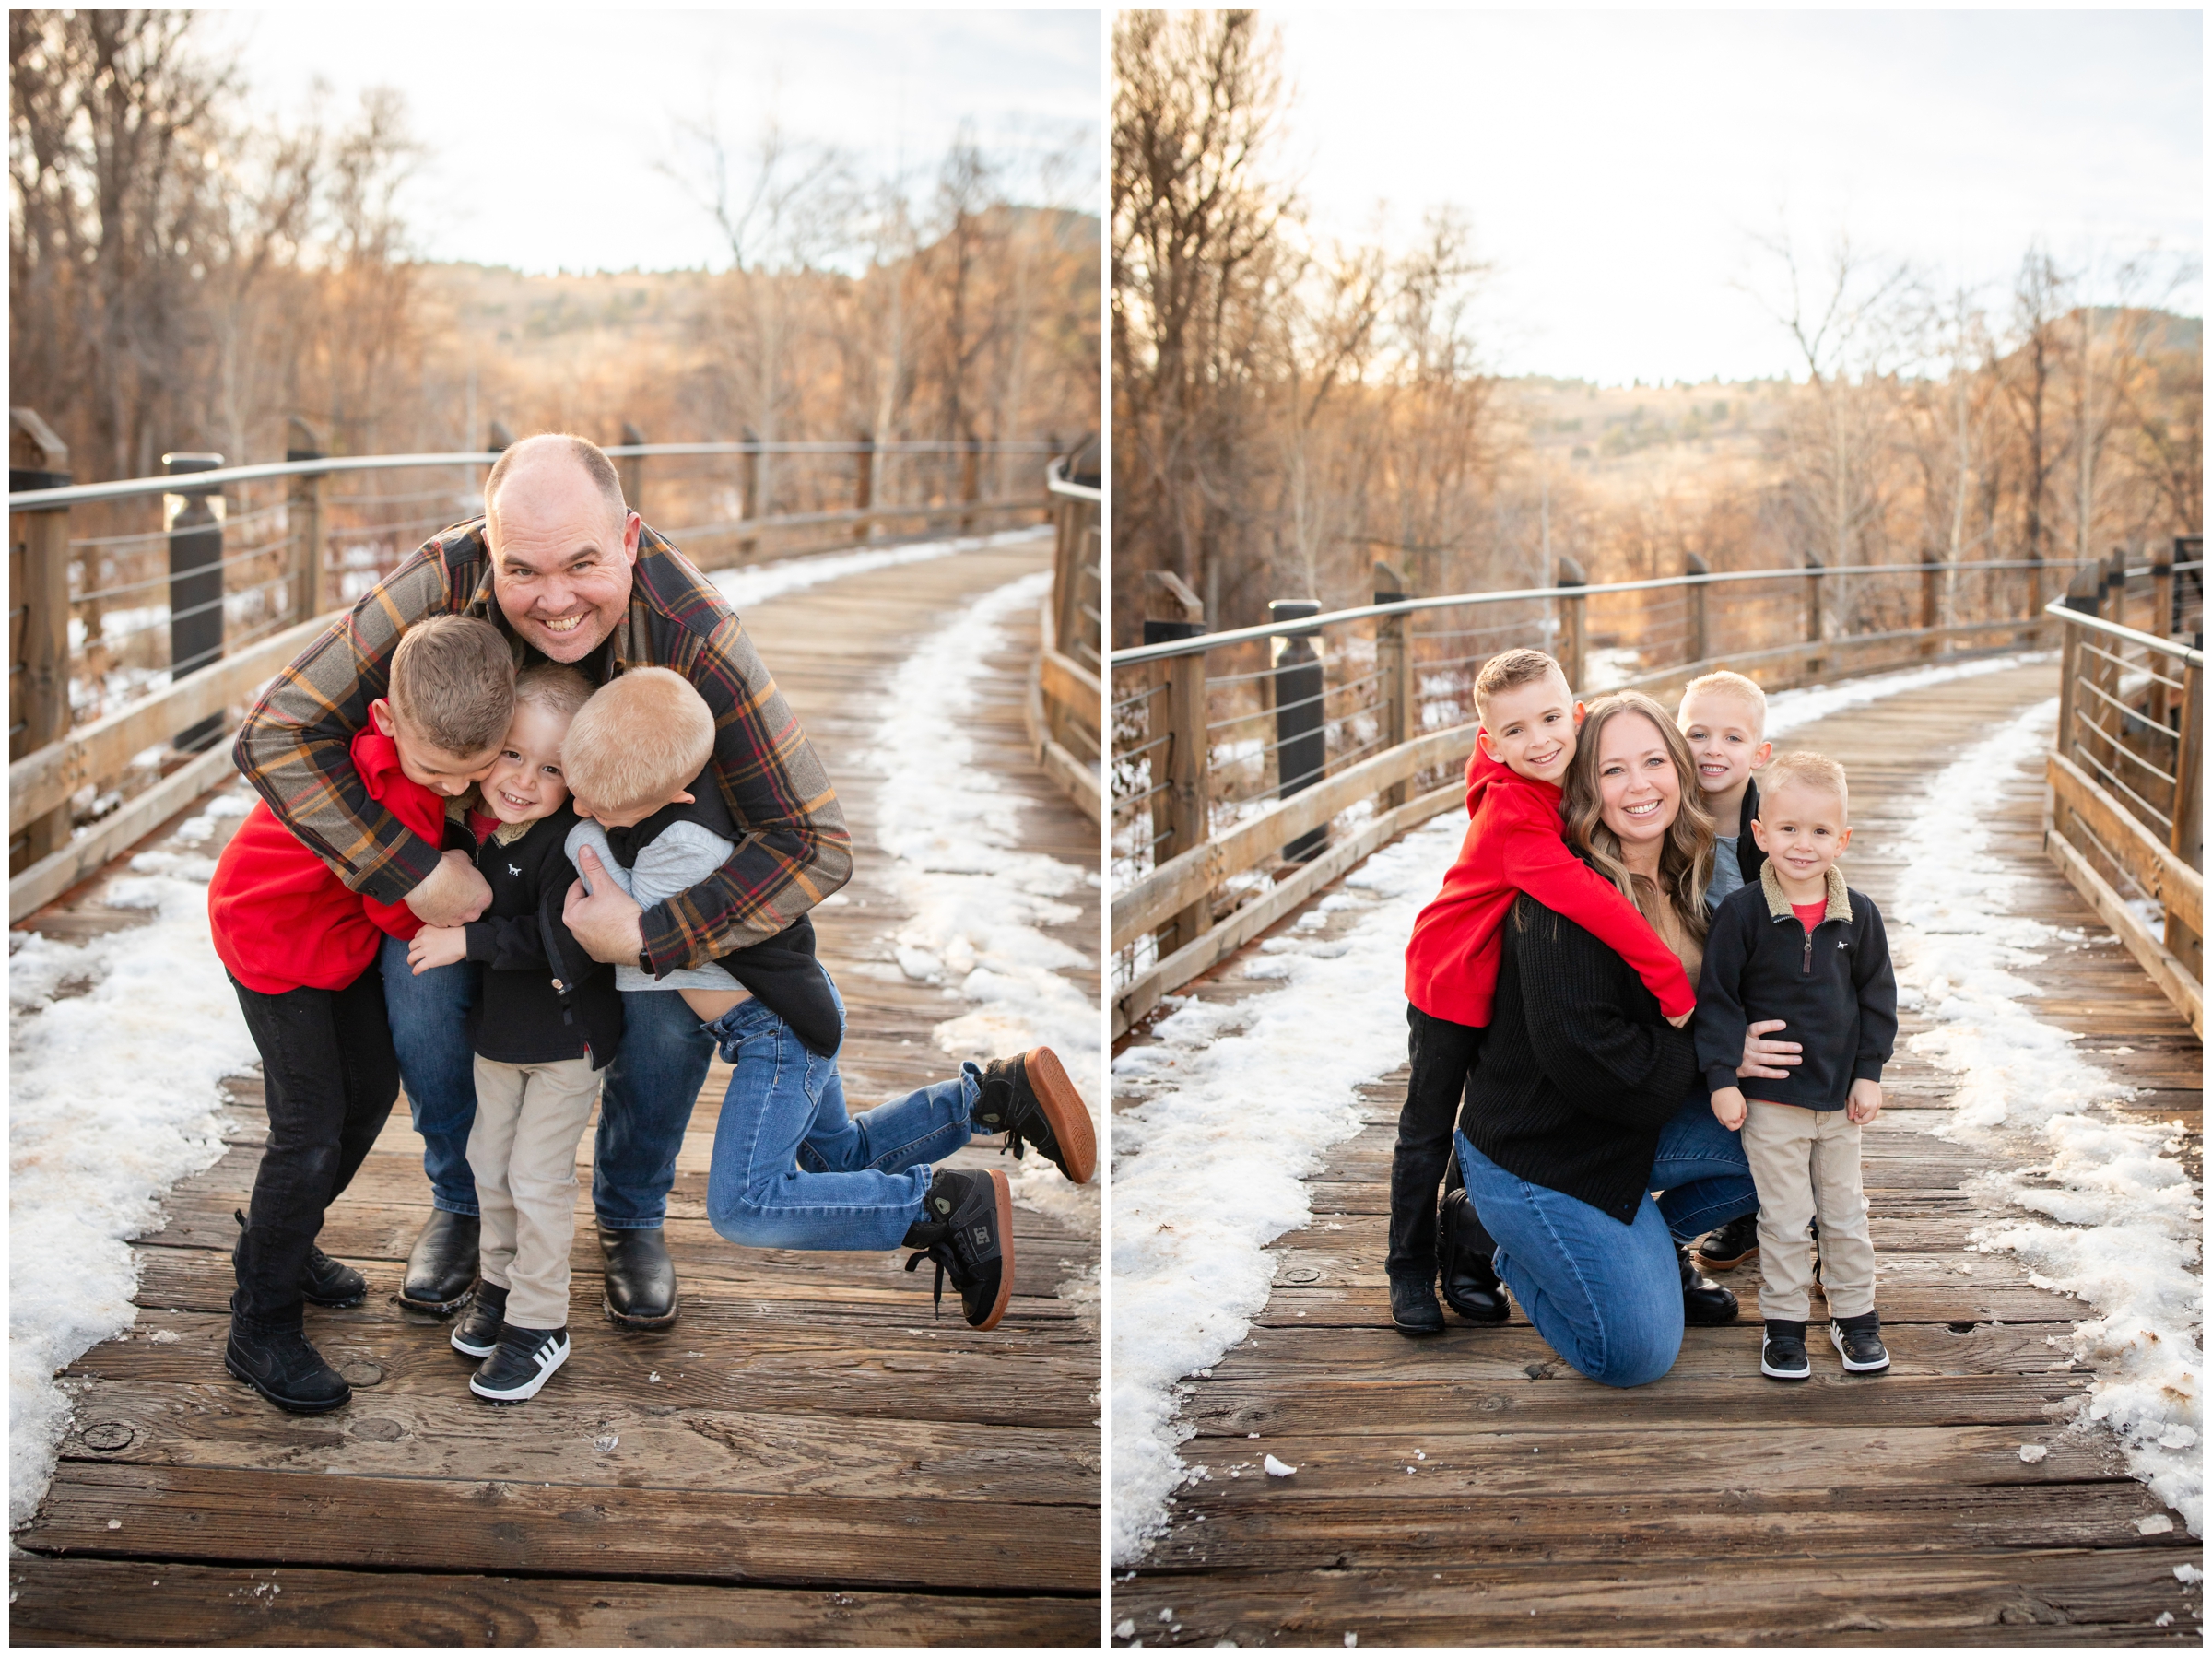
[902,1167,1016,1330]
[233,1209,366,1309]
[224,1298,351,1415]
[972,1049,1096,1185]
[1830,1310,1890,1373]
[1678,1244,1740,1326]
[451,1281,508,1358]
[1693,1212,1759,1273]
[1389,1276,1446,1336]
[1760,1319,1812,1381]
[1438,1189,1510,1323]
[469,1323,571,1403]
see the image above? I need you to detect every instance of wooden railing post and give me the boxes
[487,421,513,455]
[960,435,982,535]
[1920,548,1943,659]
[1684,552,1710,665]
[1556,555,1587,692]
[1803,551,1826,676]
[2102,546,2129,629]
[739,429,761,556]
[618,421,646,519]
[2170,657,2203,981]
[1272,599,1327,864]
[853,432,876,545]
[164,451,226,752]
[2054,615,2082,770]
[286,417,324,624]
[10,407,73,873]
[1143,570,1208,956]
[1374,560,1412,811]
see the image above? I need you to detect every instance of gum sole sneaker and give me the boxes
[977,1048,1097,1185]
[904,1167,1017,1331]
[1693,1213,1759,1273]
[470,1325,571,1403]
[1830,1316,1890,1373]
[1760,1322,1812,1381]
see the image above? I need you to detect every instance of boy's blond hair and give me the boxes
[1475,648,1568,720]
[560,666,716,812]
[1679,669,1768,734]
[512,663,594,725]
[387,615,515,757]
[1759,750,1849,818]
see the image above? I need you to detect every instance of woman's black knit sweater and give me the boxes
[1457,890,1702,1226]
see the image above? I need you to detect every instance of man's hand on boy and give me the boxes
[563,845,645,966]
[406,925,469,976]
[406,849,492,926]
[1846,1078,1883,1124]
[1736,1017,1802,1080]
[1709,1085,1747,1131]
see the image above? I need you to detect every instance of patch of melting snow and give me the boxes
[865,566,1101,1271]
[9,793,256,1530]
[1888,695,2201,1535]
[711,525,1048,613]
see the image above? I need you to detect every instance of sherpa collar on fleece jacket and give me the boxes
[1759,858,1853,925]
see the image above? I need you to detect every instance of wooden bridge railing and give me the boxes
[1105,547,2157,1039]
[2043,577,2204,1036]
[7,418,1060,914]
[1030,452,1103,823]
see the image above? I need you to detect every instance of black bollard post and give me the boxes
[1272,599,1327,863]
[165,452,226,752]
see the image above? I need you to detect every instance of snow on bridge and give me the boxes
[1110,654,2202,1644]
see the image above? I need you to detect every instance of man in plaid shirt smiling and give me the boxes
[234,434,853,1328]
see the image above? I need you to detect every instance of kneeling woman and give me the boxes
[1454,692,1757,1387]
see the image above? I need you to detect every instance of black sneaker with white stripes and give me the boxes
[468,1323,571,1403]
[1830,1311,1891,1373]
[451,1281,507,1359]
[1760,1319,1812,1381]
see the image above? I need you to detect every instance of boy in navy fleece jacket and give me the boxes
[1696,751,1898,1381]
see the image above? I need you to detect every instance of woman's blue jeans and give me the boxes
[700,996,980,1252]
[1455,1093,1755,1389]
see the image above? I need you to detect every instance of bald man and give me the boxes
[234,434,853,1330]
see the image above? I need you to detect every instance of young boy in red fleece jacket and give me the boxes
[1391,649,1697,1334]
[208,615,514,1413]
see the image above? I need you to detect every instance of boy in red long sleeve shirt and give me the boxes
[1391,650,1697,1334]
[207,616,513,1414]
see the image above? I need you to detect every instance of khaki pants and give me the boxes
[1741,1100,1877,1322]
[467,1055,601,1330]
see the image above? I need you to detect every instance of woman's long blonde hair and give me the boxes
[1561,692,1714,945]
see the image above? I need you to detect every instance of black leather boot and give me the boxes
[234,1209,366,1309]
[1679,1243,1741,1326]
[398,1210,479,1314]
[599,1225,678,1330]
[224,1298,351,1415]
[1438,1188,1510,1322]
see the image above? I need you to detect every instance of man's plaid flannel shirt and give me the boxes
[232,517,853,976]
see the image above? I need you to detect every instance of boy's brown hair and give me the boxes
[387,615,515,757]
[1759,750,1849,818]
[560,666,716,812]
[1679,669,1768,732]
[512,663,594,725]
[1474,648,1568,719]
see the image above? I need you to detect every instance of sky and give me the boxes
[212,8,1101,275]
[1271,9,2202,384]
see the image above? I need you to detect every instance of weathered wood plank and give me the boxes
[6,1557,1099,1648]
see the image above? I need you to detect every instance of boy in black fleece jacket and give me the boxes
[1696,751,1898,1381]
[406,664,619,1402]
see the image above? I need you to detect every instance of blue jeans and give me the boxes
[381,935,721,1228]
[1455,1093,1755,1389]
[700,996,979,1252]
[379,935,481,1216]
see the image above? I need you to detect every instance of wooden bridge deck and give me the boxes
[10,535,1102,1646]
[1112,659,2202,1646]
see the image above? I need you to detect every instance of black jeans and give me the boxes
[229,965,399,1321]
[1388,1004,1490,1283]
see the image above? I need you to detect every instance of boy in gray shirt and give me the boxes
[559,668,1095,1331]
